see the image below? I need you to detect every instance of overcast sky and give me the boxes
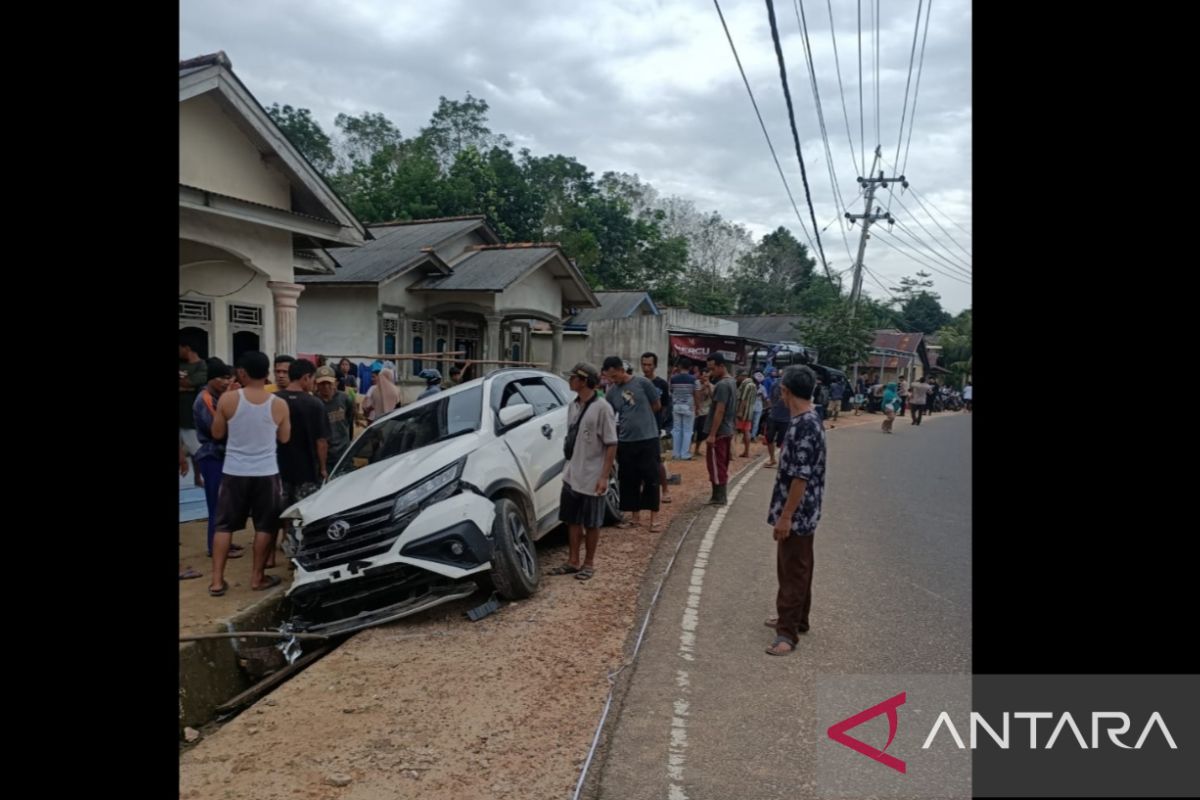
[181,0,971,313]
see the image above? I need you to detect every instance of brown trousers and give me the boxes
[775,534,815,642]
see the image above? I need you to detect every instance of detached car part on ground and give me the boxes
[278,370,621,636]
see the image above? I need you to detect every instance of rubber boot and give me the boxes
[707,483,720,504]
[713,484,728,506]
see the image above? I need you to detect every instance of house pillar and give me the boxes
[484,314,503,375]
[551,322,564,374]
[267,281,304,358]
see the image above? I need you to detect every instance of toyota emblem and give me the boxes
[326,520,351,541]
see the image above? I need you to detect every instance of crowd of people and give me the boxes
[181,335,964,657]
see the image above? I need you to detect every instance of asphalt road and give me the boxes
[596,411,972,800]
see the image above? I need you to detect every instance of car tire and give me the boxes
[489,497,539,599]
[603,464,622,526]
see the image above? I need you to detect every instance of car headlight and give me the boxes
[392,460,464,520]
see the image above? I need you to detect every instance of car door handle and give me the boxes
[541,424,554,439]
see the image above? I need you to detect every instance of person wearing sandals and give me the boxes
[602,355,663,532]
[551,363,618,581]
[209,351,292,597]
[765,365,826,656]
[192,357,246,561]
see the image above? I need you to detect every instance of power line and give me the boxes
[857,0,865,175]
[889,218,973,277]
[874,0,881,151]
[861,263,900,301]
[871,228,971,285]
[893,0,925,196]
[898,189,973,261]
[908,182,972,240]
[901,0,934,176]
[890,196,972,272]
[825,0,860,177]
[764,0,832,279]
[792,0,855,267]
[711,0,818,256]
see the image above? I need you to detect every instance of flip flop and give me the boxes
[207,580,228,597]
[648,522,664,532]
[549,564,581,575]
[662,496,673,503]
[616,520,640,529]
[765,635,796,656]
[252,574,282,592]
[575,566,595,581]
[179,567,203,580]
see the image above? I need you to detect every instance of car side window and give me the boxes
[516,379,563,417]
[500,383,527,409]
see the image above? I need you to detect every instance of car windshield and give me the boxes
[330,386,482,479]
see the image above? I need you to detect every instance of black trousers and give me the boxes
[617,438,661,512]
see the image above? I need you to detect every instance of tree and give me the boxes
[266,104,336,174]
[732,227,817,314]
[934,308,972,387]
[334,111,403,166]
[419,93,512,172]
[899,292,953,334]
[792,298,877,369]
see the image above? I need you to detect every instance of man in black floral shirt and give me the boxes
[765,365,827,656]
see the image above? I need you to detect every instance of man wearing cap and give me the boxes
[551,363,618,581]
[314,365,356,471]
[704,352,738,505]
[417,368,443,399]
[193,357,242,559]
[601,355,663,531]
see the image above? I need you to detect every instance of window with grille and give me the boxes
[228,305,262,326]
[435,324,448,338]
[179,299,212,322]
[384,318,399,336]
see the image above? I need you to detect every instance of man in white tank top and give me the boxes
[209,351,292,596]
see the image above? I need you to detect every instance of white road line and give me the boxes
[666,463,762,799]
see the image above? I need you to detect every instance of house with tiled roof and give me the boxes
[178,52,368,363]
[295,215,599,379]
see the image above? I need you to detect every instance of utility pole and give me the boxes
[846,146,908,315]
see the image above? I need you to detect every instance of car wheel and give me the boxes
[603,464,622,526]
[489,497,539,599]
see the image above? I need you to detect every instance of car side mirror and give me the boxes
[498,403,535,428]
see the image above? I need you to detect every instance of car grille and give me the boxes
[296,498,417,571]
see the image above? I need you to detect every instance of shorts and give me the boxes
[735,419,752,433]
[559,483,607,530]
[216,474,282,534]
[694,415,709,443]
[281,480,321,510]
[766,419,789,447]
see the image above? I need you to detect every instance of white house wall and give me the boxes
[581,315,671,367]
[296,287,380,358]
[180,262,275,362]
[437,230,490,263]
[179,94,291,209]
[180,210,296,361]
[180,206,294,281]
[531,331,588,370]
[502,267,561,320]
[379,278,425,316]
[663,307,739,336]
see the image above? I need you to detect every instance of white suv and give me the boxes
[279,369,620,635]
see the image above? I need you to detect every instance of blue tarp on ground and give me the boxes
[179,470,208,523]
